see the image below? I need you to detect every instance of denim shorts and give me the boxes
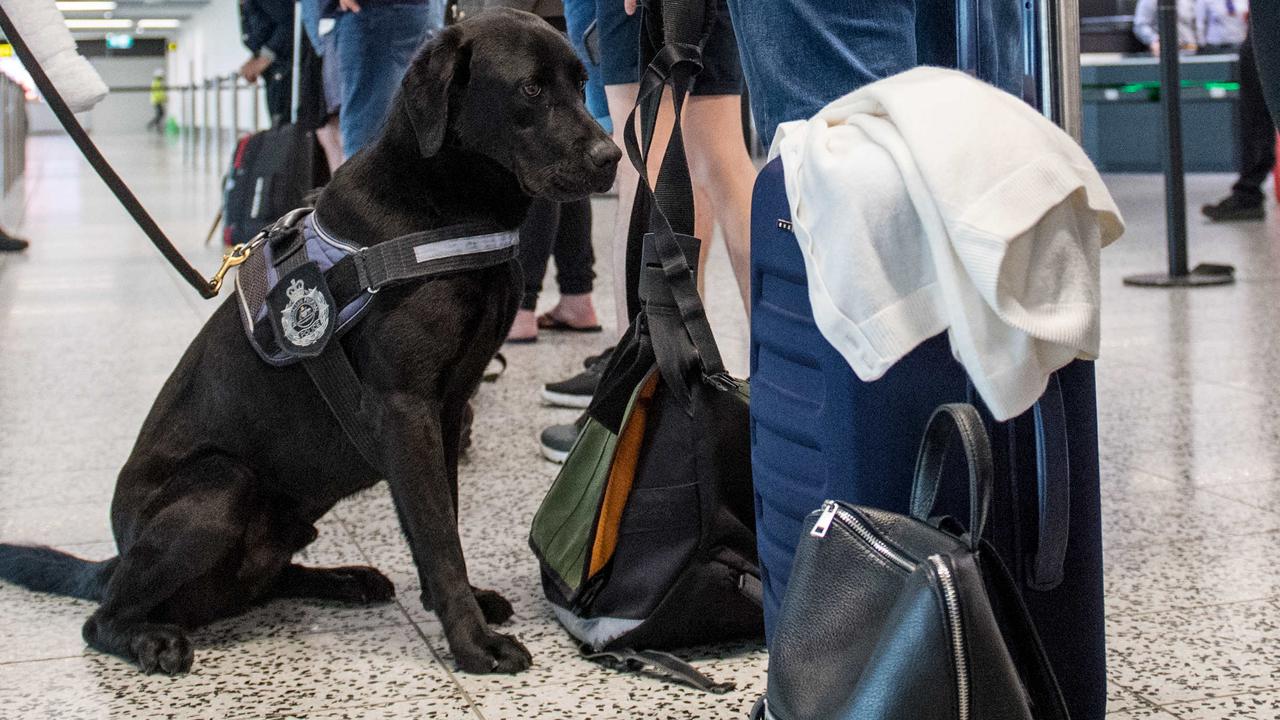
[595,0,742,95]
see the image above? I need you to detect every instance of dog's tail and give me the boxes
[0,544,117,601]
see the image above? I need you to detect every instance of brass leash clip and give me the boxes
[209,243,252,294]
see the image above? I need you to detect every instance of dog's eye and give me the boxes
[521,82,542,98]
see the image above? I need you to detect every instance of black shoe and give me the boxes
[0,229,29,252]
[542,346,614,409]
[1201,195,1265,222]
[540,412,587,463]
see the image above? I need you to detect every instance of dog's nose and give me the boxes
[588,139,622,170]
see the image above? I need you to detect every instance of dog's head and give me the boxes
[399,9,621,201]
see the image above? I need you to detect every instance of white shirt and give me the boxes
[770,68,1125,421]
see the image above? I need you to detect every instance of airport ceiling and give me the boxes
[57,0,212,39]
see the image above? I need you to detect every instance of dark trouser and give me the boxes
[1254,5,1280,130]
[518,197,594,311]
[1232,30,1276,204]
[264,66,292,127]
[148,104,165,130]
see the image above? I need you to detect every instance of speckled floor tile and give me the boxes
[0,502,114,546]
[1109,681,1151,713]
[1103,531,1280,616]
[1162,689,1280,719]
[473,669,763,720]
[1100,481,1280,552]
[1107,598,1280,705]
[1105,708,1181,720]
[0,624,467,720]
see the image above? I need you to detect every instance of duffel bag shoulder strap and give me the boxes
[622,1,727,390]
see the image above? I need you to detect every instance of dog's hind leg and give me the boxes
[270,564,395,603]
[83,455,256,675]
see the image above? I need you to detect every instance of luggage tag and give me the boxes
[268,261,336,360]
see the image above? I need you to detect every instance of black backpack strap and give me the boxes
[979,540,1071,720]
[581,646,735,695]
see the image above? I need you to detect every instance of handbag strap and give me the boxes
[908,404,994,551]
[0,4,219,299]
[979,540,1072,720]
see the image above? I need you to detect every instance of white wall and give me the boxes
[168,0,269,132]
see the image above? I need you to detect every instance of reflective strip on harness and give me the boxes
[414,231,519,264]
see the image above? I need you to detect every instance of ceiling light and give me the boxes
[56,2,118,11]
[137,19,180,29]
[65,18,133,29]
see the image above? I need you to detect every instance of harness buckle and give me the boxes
[355,247,380,294]
[209,243,253,294]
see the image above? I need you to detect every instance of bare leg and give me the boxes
[682,94,755,315]
[316,115,344,173]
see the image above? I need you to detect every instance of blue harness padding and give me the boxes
[234,208,519,367]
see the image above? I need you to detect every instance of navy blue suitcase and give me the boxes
[749,156,1108,719]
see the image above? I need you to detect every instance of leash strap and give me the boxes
[0,4,218,299]
[580,646,735,695]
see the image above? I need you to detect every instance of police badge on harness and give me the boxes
[266,261,337,360]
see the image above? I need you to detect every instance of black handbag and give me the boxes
[753,404,1071,720]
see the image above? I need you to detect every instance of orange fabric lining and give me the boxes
[588,370,660,579]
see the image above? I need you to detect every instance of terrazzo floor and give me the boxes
[0,131,1277,719]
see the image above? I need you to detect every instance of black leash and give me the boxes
[0,5,221,299]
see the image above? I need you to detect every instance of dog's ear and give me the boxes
[400,28,472,158]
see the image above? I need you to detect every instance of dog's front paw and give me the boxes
[473,587,514,625]
[453,630,532,674]
[129,625,194,675]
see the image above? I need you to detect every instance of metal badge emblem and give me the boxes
[279,277,331,348]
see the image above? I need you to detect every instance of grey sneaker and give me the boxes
[540,413,586,463]
[541,346,614,409]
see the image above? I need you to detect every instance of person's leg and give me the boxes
[337,4,431,157]
[564,0,611,131]
[726,0,919,146]
[511,198,560,342]
[683,94,753,312]
[1250,5,1280,128]
[543,197,601,330]
[264,66,292,126]
[1232,31,1275,203]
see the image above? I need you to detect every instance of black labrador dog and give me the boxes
[0,9,619,675]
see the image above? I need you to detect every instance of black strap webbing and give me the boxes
[0,6,217,298]
[581,646,735,695]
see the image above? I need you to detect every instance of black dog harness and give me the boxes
[234,208,519,465]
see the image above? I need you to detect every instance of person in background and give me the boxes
[334,0,435,157]
[300,0,344,171]
[1193,0,1248,53]
[538,0,756,458]
[507,1,605,344]
[146,69,166,133]
[1254,2,1280,128]
[239,0,295,125]
[1202,26,1273,221]
[1133,0,1197,55]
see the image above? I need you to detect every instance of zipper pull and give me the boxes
[811,501,838,538]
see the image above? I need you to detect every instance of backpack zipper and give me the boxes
[929,555,970,720]
[810,500,914,572]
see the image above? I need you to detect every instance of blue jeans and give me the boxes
[726,0,991,146]
[336,3,434,157]
[563,0,611,132]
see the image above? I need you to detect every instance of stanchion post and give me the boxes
[1123,0,1234,287]
[214,75,224,169]
[230,74,240,143]
[252,79,261,132]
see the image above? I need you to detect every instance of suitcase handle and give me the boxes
[968,375,1071,592]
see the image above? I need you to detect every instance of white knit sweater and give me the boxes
[771,67,1125,421]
